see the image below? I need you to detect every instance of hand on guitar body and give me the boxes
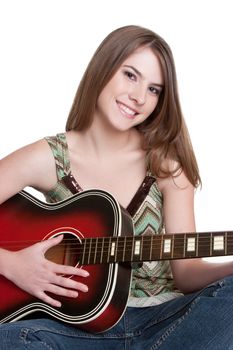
[0,234,89,308]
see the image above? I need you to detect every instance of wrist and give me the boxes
[0,248,13,277]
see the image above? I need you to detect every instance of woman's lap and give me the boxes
[1,276,233,350]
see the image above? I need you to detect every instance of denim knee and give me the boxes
[208,275,233,298]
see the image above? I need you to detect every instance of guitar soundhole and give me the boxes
[45,233,81,267]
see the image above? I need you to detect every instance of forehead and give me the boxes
[121,47,164,84]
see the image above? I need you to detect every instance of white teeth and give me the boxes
[118,103,136,116]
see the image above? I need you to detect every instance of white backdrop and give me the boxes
[1,0,233,245]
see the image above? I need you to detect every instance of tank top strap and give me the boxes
[45,133,71,180]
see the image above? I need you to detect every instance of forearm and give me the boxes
[0,247,12,277]
[171,258,233,293]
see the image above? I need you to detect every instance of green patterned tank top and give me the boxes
[44,133,183,307]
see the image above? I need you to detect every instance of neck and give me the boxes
[80,118,141,158]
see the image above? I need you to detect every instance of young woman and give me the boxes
[0,25,233,349]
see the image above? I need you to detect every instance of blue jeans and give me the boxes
[1,276,233,349]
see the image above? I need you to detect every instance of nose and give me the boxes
[129,84,146,105]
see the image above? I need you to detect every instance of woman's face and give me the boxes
[95,46,164,131]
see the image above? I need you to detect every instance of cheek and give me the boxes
[97,81,117,105]
[96,89,110,110]
[147,98,159,114]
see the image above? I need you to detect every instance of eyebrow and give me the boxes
[123,64,164,88]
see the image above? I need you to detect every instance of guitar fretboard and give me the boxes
[79,231,233,265]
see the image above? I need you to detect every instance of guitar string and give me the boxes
[1,246,232,263]
[1,232,233,246]
[0,231,233,244]
[1,234,233,245]
[1,238,233,258]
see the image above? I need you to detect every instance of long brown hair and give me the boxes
[66,25,201,187]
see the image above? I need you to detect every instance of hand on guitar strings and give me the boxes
[3,235,89,308]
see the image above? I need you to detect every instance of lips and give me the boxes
[116,101,139,119]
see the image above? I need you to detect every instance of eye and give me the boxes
[124,70,137,81]
[149,86,161,96]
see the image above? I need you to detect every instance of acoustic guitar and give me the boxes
[0,189,232,333]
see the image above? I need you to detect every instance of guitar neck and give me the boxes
[80,231,233,265]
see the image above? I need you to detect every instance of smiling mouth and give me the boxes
[117,101,139,119]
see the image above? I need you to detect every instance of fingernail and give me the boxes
[83,285,88,292]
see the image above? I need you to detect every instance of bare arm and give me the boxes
[158,170,233,293]
[0,140,89,306]
[0,139,57,204]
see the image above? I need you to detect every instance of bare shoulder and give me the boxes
[0,138,52,169]
[0,139,56,203]
[156,160,193,195]
[156,160,195,235]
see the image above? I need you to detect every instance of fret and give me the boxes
[141,235,153,262]
[93,237,98,264]
[161,235,173,259]
[183,234,186,258]
[116,237,125,262]
[131,238,135,261]
[134,240,141,255]
[100,237,104,263]
[81,238,87,265]
[198,232,211,257]
[89,238,96,264]
[211,233,225,256]
[164,238,171,253]
[114,237,119,262]
[225,232,227,255]
[131,238,142,262]
[108,237,117,263]
[149,235,153,261]
[224,232,233,255]
[102,237,111,264]
[82,238,92,264]
[124,237,134,262]
[88,238,93,264]
[187,237,196,252]
[171,236,174,259]
[95,237,104,264]
[173,234,185,259]
[111,240,116,256]
[210,232,213,256]
[185,234,197,258]
[159,235,163,260]
[140,237,143,261]
[107,237,111,263]
[196,232,199,257]
[108,237,119,263]
[122,236,126,262]
[150,235,162,260]
[213,235,224,250]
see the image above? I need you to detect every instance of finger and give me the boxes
[40,234,64,254]
[36,290,62,308]
[53,275,88,293]
[50,263,89,278]
[46,284,80,299]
